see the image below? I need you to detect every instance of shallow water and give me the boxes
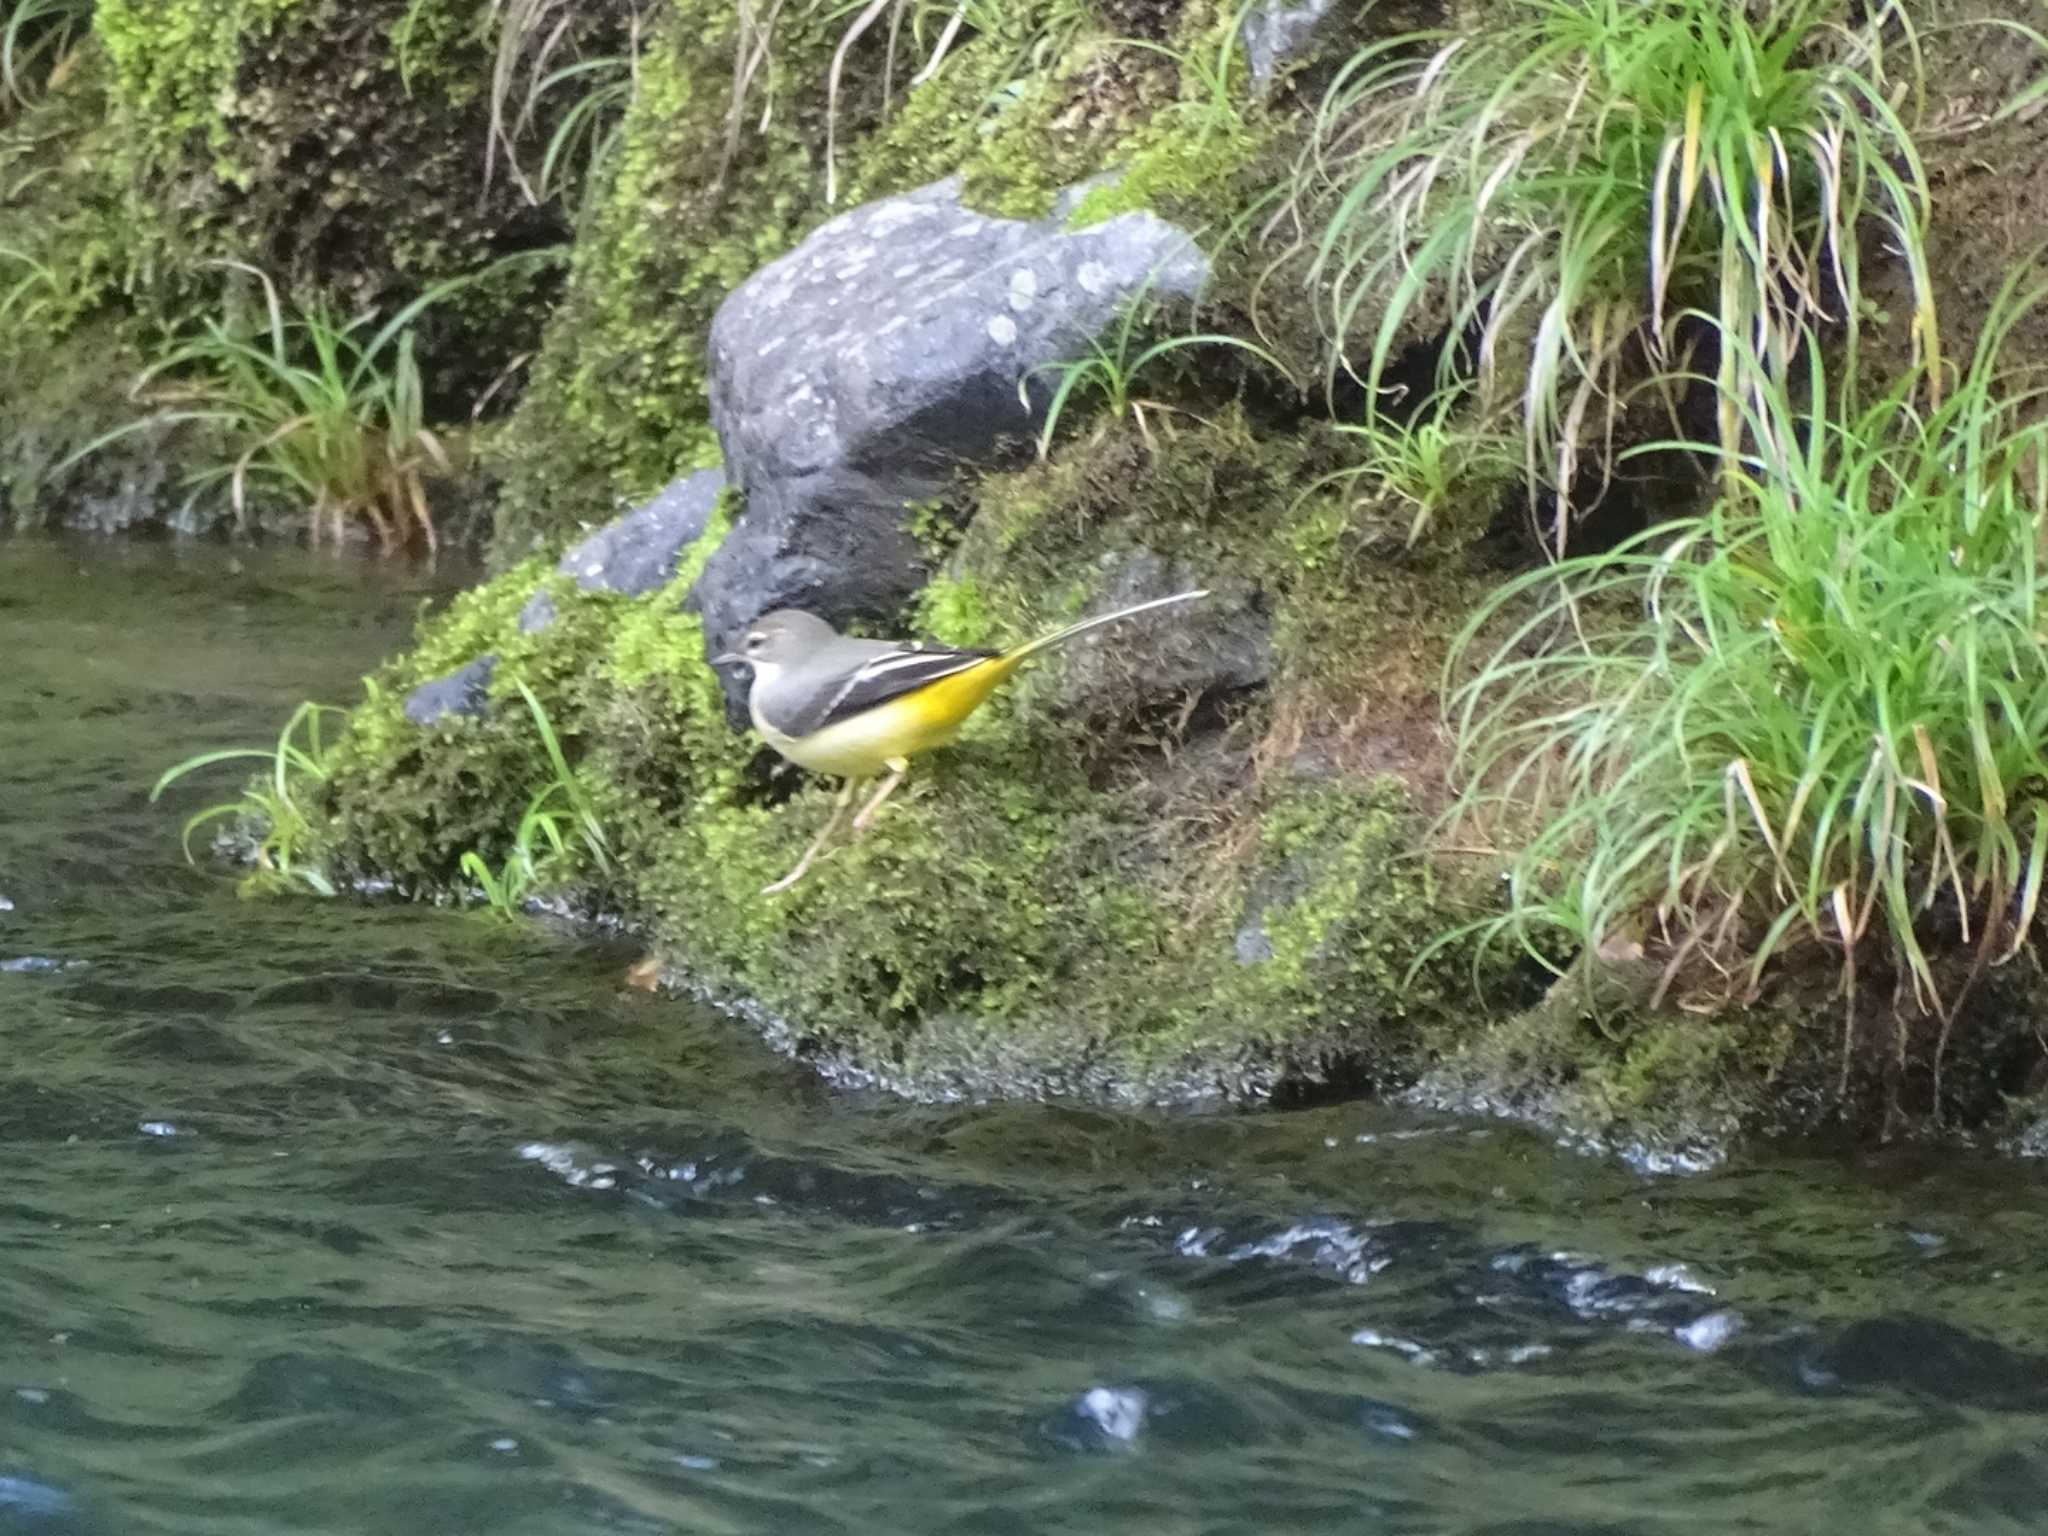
[6,535,2048,1535]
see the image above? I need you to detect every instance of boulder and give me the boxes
[695,176,1208,662]
[517,467,726,633]
[408,469,726,724]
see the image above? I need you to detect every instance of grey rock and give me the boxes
[411,471,727,727]
[1053,550,1271,717]
[518,467,727,633]
[696,176,1208,662]
[403,655,499,726]
[1241,0,1340,86]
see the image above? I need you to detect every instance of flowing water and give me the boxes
[6,534,2048,1535]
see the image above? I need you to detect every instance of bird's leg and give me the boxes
[761,780,856,895]
[850,757,910,834]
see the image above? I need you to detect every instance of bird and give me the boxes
[713,588,1209,893]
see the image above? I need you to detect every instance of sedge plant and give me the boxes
[1436,278,2048,1103]
[1025,293,1295,457]
[473,0,647,214]
[1277,0,1944,552]
[725,0,1090,201]
[0,243,66,329]
[459,678,614,917]
[150,700,349,896]
[65,258,543,553]
[1304,401,1520,547]
[1104,0,1258,155]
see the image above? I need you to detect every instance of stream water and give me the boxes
[6,534,2048,1535]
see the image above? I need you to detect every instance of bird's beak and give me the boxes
[710,652,744,668]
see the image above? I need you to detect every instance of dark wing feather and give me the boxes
[775,643,998,738]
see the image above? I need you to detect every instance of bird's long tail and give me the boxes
[1001,588,1208,665]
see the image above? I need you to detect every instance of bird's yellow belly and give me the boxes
[754,661,1009,779]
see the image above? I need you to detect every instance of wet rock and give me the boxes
[1798,1317,2048,1408]
[402,655,498,726]
[517,467,727,634]
[1051,550,1270,720]
[1241,0,1340,85]
[696,175,1208,664]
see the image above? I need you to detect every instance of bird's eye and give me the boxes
[744,634,765,653]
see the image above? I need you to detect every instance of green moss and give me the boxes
[318,389,1504,1099]
[1417,966,1774,1151]
[3,0,592,526]
[1063,3,1269,231]
[322,494,746,877]
[94,0,305,182]
[912,574,999,648]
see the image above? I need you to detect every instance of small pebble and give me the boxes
[490,1437,519,1454]
[15,1388,49,1405]
[138,1121,180,1138]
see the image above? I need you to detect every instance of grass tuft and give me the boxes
[150,700,349,896]
[458,677,614,917]
[477,0,648,215]
[1026,292,1296,458]
[1437,274,2048,1099]
[1278,0,1943,548]
[62,257,549,553]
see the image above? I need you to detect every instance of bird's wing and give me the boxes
[767,642,999,739]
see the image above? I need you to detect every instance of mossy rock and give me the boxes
[484,0,1307,559]
[90,0,588,375]
[314,402,1517,1103]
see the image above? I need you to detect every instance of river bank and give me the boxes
[10,2,2048,1153]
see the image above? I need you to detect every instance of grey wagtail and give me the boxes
[713,588,1208,892]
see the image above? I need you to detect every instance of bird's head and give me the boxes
[711,609,838,684]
